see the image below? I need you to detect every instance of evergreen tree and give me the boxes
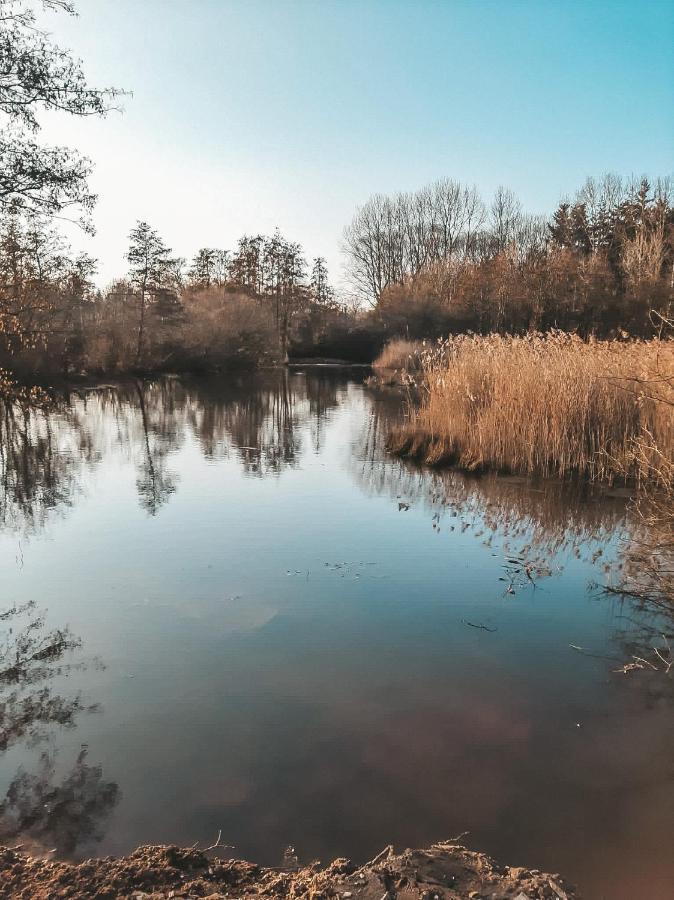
[126,221,174,364]
[188,248,228,287]
[310,257,334,305]
[548,203,573,248]
[569,204,592,255]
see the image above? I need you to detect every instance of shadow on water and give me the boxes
[0,371,671,897]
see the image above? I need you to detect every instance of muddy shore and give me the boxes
[0,841,576,899]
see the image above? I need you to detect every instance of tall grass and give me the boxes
[389,332,674,483]
[372,339,424,376]
[617,320,674,607]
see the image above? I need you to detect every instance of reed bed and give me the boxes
[372,339,424,375]
[389,332,674,484]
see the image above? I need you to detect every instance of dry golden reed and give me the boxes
[386,332,674,483]
[372,339,424,374]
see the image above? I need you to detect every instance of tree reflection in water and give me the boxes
[0,394,80,533]
[0,748,119,857]
[0,601,119,857]
[0,601,94,752]
[0,372,349,854]
[192,370,303,474]
[0,370,671,871]
[0,371,668,620]
[1,372,350,528]
[133,380,179,515]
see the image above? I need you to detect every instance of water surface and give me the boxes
[0,371,672,900]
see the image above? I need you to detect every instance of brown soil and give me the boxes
[0,841,577,900]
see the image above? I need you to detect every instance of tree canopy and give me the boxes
[0,0,123,223]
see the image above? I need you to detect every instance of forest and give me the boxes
[1,171,673,380]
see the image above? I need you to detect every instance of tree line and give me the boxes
[343,174,673,337]
[3,177,671,378]
[0,212,346,375]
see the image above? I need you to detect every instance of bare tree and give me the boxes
[489,186,523,254]
[0,211,96,355]
[343,179,487,305]
[343,194,392,305]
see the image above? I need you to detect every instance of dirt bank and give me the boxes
[0,841,576,899]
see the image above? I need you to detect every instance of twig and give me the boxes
[432,831,470,846]
[204,829,234,852]
[632,655,658,671]
[569,644,621,662]
[354,845,394,876]
[614,661,645,674]
[462,619,497,632]
[653,647,672,673]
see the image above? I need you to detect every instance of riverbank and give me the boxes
[0,841,577,899]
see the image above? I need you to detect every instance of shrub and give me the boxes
[179,288,280,371]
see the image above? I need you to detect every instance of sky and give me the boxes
[39,0,674,289]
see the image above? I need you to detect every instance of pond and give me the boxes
[0,371,672,899]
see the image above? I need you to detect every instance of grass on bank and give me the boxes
[371,338,424,377]
[384,332,673,482]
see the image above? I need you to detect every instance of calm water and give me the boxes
[0,371,672,899]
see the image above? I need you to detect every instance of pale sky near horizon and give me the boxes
[39,0,674,289]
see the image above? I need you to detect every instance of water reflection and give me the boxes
[132,381,180,515]
[0,372,663,668]
[0,600,118,857]
[1,372,350,528]
[354,397,674,698]
[0,371,632,537]
[0,602,92,751]
[0,372,671,897]
[0,748,119,856]
[0,396,81,533]
[188,371,304,474]
[355,391,629,563]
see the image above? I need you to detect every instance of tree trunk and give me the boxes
[136,278,147,366]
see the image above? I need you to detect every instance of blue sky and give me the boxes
[42,0,674,288]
